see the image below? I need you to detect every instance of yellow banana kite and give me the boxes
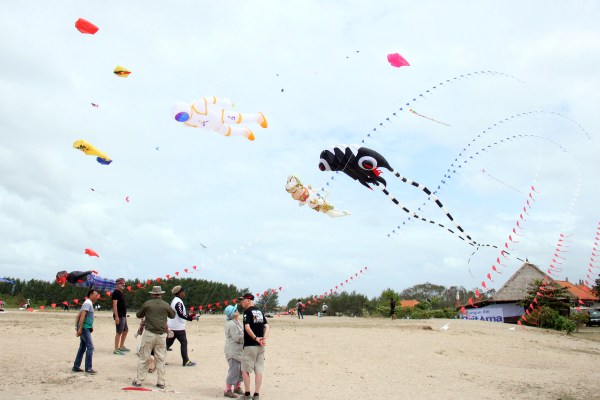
[72,140,112,165]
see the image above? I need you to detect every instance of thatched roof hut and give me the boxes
[492,262,548,302]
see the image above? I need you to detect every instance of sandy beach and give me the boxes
[0,310,599,400]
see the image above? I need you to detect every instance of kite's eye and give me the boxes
[358,155,377,170]
[175,112,190,122]
[318,159,331,171]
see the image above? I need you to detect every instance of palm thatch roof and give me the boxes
[492,262,550,302]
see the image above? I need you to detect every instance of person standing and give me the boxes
[322,303,328,315]
[390,297,396,321]
[167,286,198,367]
[132,286,175,389]
[295,300,304,320]
[240,293,270,400]
[223,304,244,398]
[72,289,99,374]
[112,278,129,355]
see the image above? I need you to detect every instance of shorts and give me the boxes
[241,346,265,374]
[226,358,242,385]
[116,316,128,333]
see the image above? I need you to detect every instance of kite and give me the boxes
[73,140,112,165]
[285,175,350,218]
[0,278,14,284]
[172,96,268,141]
[408,109,451,126]
[125,196,130,203]
[75,18,99,35]
[91,103,99,108]
[318,145,481,245]
[84,248,99,257]
[55,270,116,292]
[387,53,410,68]
[113,65,131,78]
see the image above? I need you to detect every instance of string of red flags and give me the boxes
[517,232,571,327]
[461,186,537,316]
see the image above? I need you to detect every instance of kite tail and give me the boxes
[375,183,474,245]
[389,169,474,242]
[468,245,525,264]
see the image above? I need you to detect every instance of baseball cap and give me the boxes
[238,292,254,301]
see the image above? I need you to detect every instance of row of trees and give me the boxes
[0,277,259,312]
[3,277,598,324]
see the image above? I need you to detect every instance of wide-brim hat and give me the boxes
[149,286,165,295]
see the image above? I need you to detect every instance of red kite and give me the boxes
[75,18,99,35]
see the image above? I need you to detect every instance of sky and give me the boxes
[1,1,599,305]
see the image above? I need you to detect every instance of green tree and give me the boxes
[593,277,600,298]
[400,283,446,303]
[255,289,280,312]
[519,279,572,332]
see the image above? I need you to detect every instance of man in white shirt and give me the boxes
[166,286,198,366]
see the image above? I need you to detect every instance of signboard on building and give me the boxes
[463,306,504,322]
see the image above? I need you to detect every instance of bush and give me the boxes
[569,312,589,332]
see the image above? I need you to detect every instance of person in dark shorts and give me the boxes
[112,278,129,354]
[240,293,270,400]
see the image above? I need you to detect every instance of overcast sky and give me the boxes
[1,1,599,304]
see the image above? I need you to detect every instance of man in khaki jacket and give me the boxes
[132,286,175,389]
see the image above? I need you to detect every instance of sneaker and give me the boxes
[184,361,196,367]
[131,380,142,388]
[156,384,165,389]
[224,391,238,398]
[113,349,125,355]
[71,367,83,372]
[119,346,131,352]
[233,387,244,395]
[85,369,97,374]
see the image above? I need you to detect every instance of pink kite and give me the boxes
[387,53,410,68]
[75,18,99,35]
[84,248,99,257]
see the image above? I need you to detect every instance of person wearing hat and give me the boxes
[167,285,198,367]
[132,286,175,389]
[111,278,129,355]
[239,293,270,400]
[223,304,244,398]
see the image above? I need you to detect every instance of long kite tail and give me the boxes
[388,169,474,242]
[122,387,181,393]
[374,182,475,245]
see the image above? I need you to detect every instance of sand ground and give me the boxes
[0,310,599,400]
